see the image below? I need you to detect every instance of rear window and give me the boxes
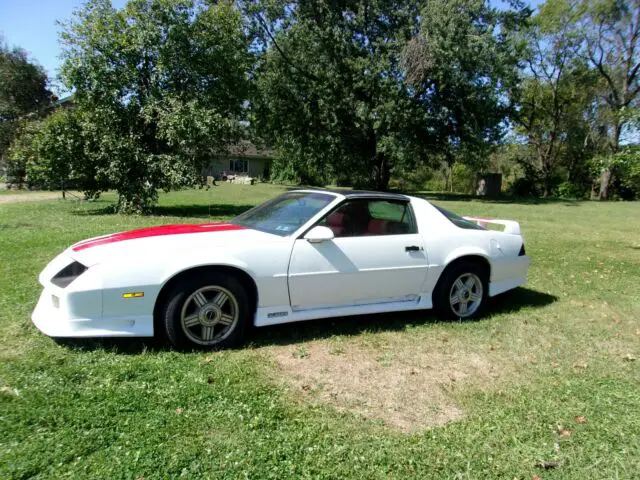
[434,205,486,230]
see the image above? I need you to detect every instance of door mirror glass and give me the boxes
[304,226,335,243]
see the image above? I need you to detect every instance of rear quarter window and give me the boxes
[367,200,417,234]
[369,201,406,221]
[434,205,486,230]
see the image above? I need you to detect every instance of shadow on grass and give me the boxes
[71,203,255,219]
[249,287,557,348]
[152,204,254,218]
[489,287,557,315]
[53,335,174,354]
[56,287,556,354]
[408,191,582,206]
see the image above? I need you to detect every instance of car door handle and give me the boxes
[405,245,422,252]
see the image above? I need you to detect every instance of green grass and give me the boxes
[1,183,639,479]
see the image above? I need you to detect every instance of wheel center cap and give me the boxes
[199,304,221,326]
[461,290,470,300]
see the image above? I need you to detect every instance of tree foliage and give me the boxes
[248,0,423,189]
[402,0,528,167]
[515,0,598,197]
[5,121,37,187]
[591,146,640,199]
[248,0,528,190]
[0,41,52,170]
[58,0,252,212]
[508,0,640,199]
[11,109,106,196]
[5,0,640,202]
[579,0,640,198]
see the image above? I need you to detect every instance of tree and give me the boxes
[248,0,527,191]
[5,121,37,187]
[23,108,106,196]
[515,0,597,197]
[402,0,529,187]
[580,0,640,199]
[248,0,426,190]
[0,41,52,172]
[591,146,640,199]
[59,0,252,212]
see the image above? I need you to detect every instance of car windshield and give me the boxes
[231,191,336,236]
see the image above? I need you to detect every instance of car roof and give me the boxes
[294,188,411,202]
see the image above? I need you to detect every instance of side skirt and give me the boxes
[254,295,433,327]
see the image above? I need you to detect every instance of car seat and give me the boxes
[325,211,346,236]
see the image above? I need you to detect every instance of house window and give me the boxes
[229,159,248,173]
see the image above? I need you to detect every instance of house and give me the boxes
[51,95,75,110]
[40,96,272,180]
[203,141,273,180]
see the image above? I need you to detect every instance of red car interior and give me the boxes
[324,208,392,236]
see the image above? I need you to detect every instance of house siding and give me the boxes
[204,156,271,179]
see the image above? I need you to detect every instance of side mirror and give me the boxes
[304,226,335,243]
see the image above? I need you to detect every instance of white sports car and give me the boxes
[32,189,530,349]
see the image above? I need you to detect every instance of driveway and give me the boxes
[0,191,68,204]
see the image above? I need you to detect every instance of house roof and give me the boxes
[54,95,74,107]
[227,140,273,159]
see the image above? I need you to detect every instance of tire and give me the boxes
[433,261,488,320]
[162,272,250,350]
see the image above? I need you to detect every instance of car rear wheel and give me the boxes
[433,261,488,320]
[162,272,250,350]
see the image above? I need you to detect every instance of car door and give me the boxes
[287,198,428,310]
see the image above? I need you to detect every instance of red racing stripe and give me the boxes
[72,223,245,251]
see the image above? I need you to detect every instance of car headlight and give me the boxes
[51,261,88,288]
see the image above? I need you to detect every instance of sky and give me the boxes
[1,0,544,95]
[0,0,127,94]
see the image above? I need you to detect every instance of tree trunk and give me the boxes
[599,121,621,200]
[542,167,552,198]
[542,154,554,197]
[542,185,550,198]
[372,152,390,191]
[445,153,454,193]
[450,166,454,193]
[598,169,613,200]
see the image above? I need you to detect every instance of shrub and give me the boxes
[450,163,476,194]
[508,176,540,197]
[557,181,588,199]
[591,148,640,200]
[389,163,434,191]
[6,120,41,189]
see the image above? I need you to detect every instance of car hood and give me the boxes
[66,222,279,266]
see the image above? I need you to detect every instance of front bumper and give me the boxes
[31,287,153,337]
[31,252,154,338]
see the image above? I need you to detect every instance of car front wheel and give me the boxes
[162,272,249,350]
[433,261,488,320]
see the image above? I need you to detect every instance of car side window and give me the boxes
[319,199,417,237]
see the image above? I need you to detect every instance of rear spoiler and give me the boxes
[463,217,522,235]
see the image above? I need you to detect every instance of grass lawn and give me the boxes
[1,182,639,479]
